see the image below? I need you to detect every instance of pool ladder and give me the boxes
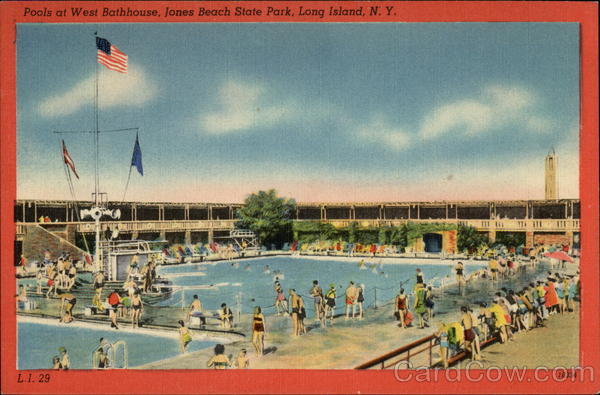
[92,340,128,369]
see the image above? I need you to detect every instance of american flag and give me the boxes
[62,140,79,179]
[96,37,128,73]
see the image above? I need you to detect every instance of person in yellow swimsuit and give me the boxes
[489,299,508,343]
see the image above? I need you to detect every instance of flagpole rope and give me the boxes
[121,165,133,204]
[66,169,91,256]
[94,45,100,206]
[58,138,91,256]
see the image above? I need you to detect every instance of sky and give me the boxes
[17,23,580,203]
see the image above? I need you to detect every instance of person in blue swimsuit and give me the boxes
[435,324,449,368]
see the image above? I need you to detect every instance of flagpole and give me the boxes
[94,33,101,273]
[94,34,100,205]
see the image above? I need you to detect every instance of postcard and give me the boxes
[1,1,598,394]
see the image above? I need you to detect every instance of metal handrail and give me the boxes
[355,334,437,369]
[355,329,502,369]
[295,218,579,231]
[92,340,128,369]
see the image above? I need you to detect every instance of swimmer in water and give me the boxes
[207,344,231,369]
[234,349,250,369]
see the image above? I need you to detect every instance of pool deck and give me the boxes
[17,258,579,370]
[139,261,580,369]
[460,306,580,369]
[138,298,458,369]
[136,299,580,370]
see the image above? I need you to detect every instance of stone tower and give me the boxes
[545,148,558,200]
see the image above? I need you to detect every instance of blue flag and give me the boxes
[131,133,143,176]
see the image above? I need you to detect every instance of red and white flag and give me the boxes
[96,37,128,73]
[62,140,79,179]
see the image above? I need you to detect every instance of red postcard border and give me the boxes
[1,2,598,394]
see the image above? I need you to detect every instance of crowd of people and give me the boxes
[16,251,83,318]
[38,252,80,297]
[87,257,158,329]
[290,240,401,257]
[162,241,250,263]
[434,270,580,367]
[273,279,367,332]
[452,254,541,287]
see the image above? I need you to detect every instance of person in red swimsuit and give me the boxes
[395,288,409,328]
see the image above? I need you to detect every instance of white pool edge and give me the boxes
[17,315,232,344]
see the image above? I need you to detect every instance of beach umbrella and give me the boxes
[543,251,574,262]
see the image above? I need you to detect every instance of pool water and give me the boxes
[18,321,217,369]
[156,256,485,315]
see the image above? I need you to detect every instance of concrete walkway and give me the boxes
[458,307,579,369]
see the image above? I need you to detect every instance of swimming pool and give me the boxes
[156,256,485,314]
[18,319,219,369]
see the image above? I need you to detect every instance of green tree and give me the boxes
[348,221,359,243]
[388,226,407,248]
[237,189,296,248]
[457,225,489,253]
[378,227,388,245]
[292,221,338,243]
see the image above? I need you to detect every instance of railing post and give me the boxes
[181,287,185,311]
[237,292,242,327]
[429,338,433,367]
[374,287,377,309]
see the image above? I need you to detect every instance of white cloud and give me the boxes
[486,85,533,111]
[355,116,411,151]
[200,80,293,134]
[420,100,493,139]
[38,66,157,117]
[419,85,552,139]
